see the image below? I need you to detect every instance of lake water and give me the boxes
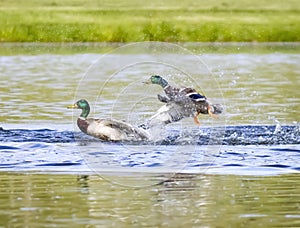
[0,42,299,227]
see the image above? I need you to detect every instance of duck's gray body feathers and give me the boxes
[78,117,150,141]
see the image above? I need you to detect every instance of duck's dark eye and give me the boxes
[77,100,87,107]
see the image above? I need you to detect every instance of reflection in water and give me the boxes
[77,175,90,193]
[0,173,299,227]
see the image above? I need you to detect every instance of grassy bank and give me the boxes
[0,0,300,42]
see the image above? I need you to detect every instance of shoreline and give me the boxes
[1,42,299,55]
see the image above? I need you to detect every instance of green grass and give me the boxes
[0,0,300,42]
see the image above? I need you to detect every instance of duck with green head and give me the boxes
[145,75,222,126]
[68,99,150,141]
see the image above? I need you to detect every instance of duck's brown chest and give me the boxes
[77,118,89,134]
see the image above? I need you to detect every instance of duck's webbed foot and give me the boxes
[208,105,218,118]
[157,94,170,103]
[193,113,201,125]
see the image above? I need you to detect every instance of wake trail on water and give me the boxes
[0,125,299,145]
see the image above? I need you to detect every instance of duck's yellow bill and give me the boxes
[67,104,78,109]
[142,78,152,84]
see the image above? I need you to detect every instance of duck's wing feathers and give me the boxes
[147,102,195,127]
[166,87,207,104]
[88,119,149,141]
[186,92,207,102]
[164,85,180,98]
[180,88,206,102]
[157,94,170,103]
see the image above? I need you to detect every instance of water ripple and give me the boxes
[1,125,299,145]
[0,125,299,174]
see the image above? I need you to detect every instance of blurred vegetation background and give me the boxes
[0,0,299,42]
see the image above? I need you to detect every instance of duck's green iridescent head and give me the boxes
[148,75,169,88]
[67,99,90,118]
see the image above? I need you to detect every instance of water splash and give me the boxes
[0,125,299,145]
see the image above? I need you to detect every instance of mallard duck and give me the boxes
[145,75,222,126]
[67,99,150,141]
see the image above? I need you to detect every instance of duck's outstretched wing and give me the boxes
[157,94,170,103]
[146,102,195,128]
